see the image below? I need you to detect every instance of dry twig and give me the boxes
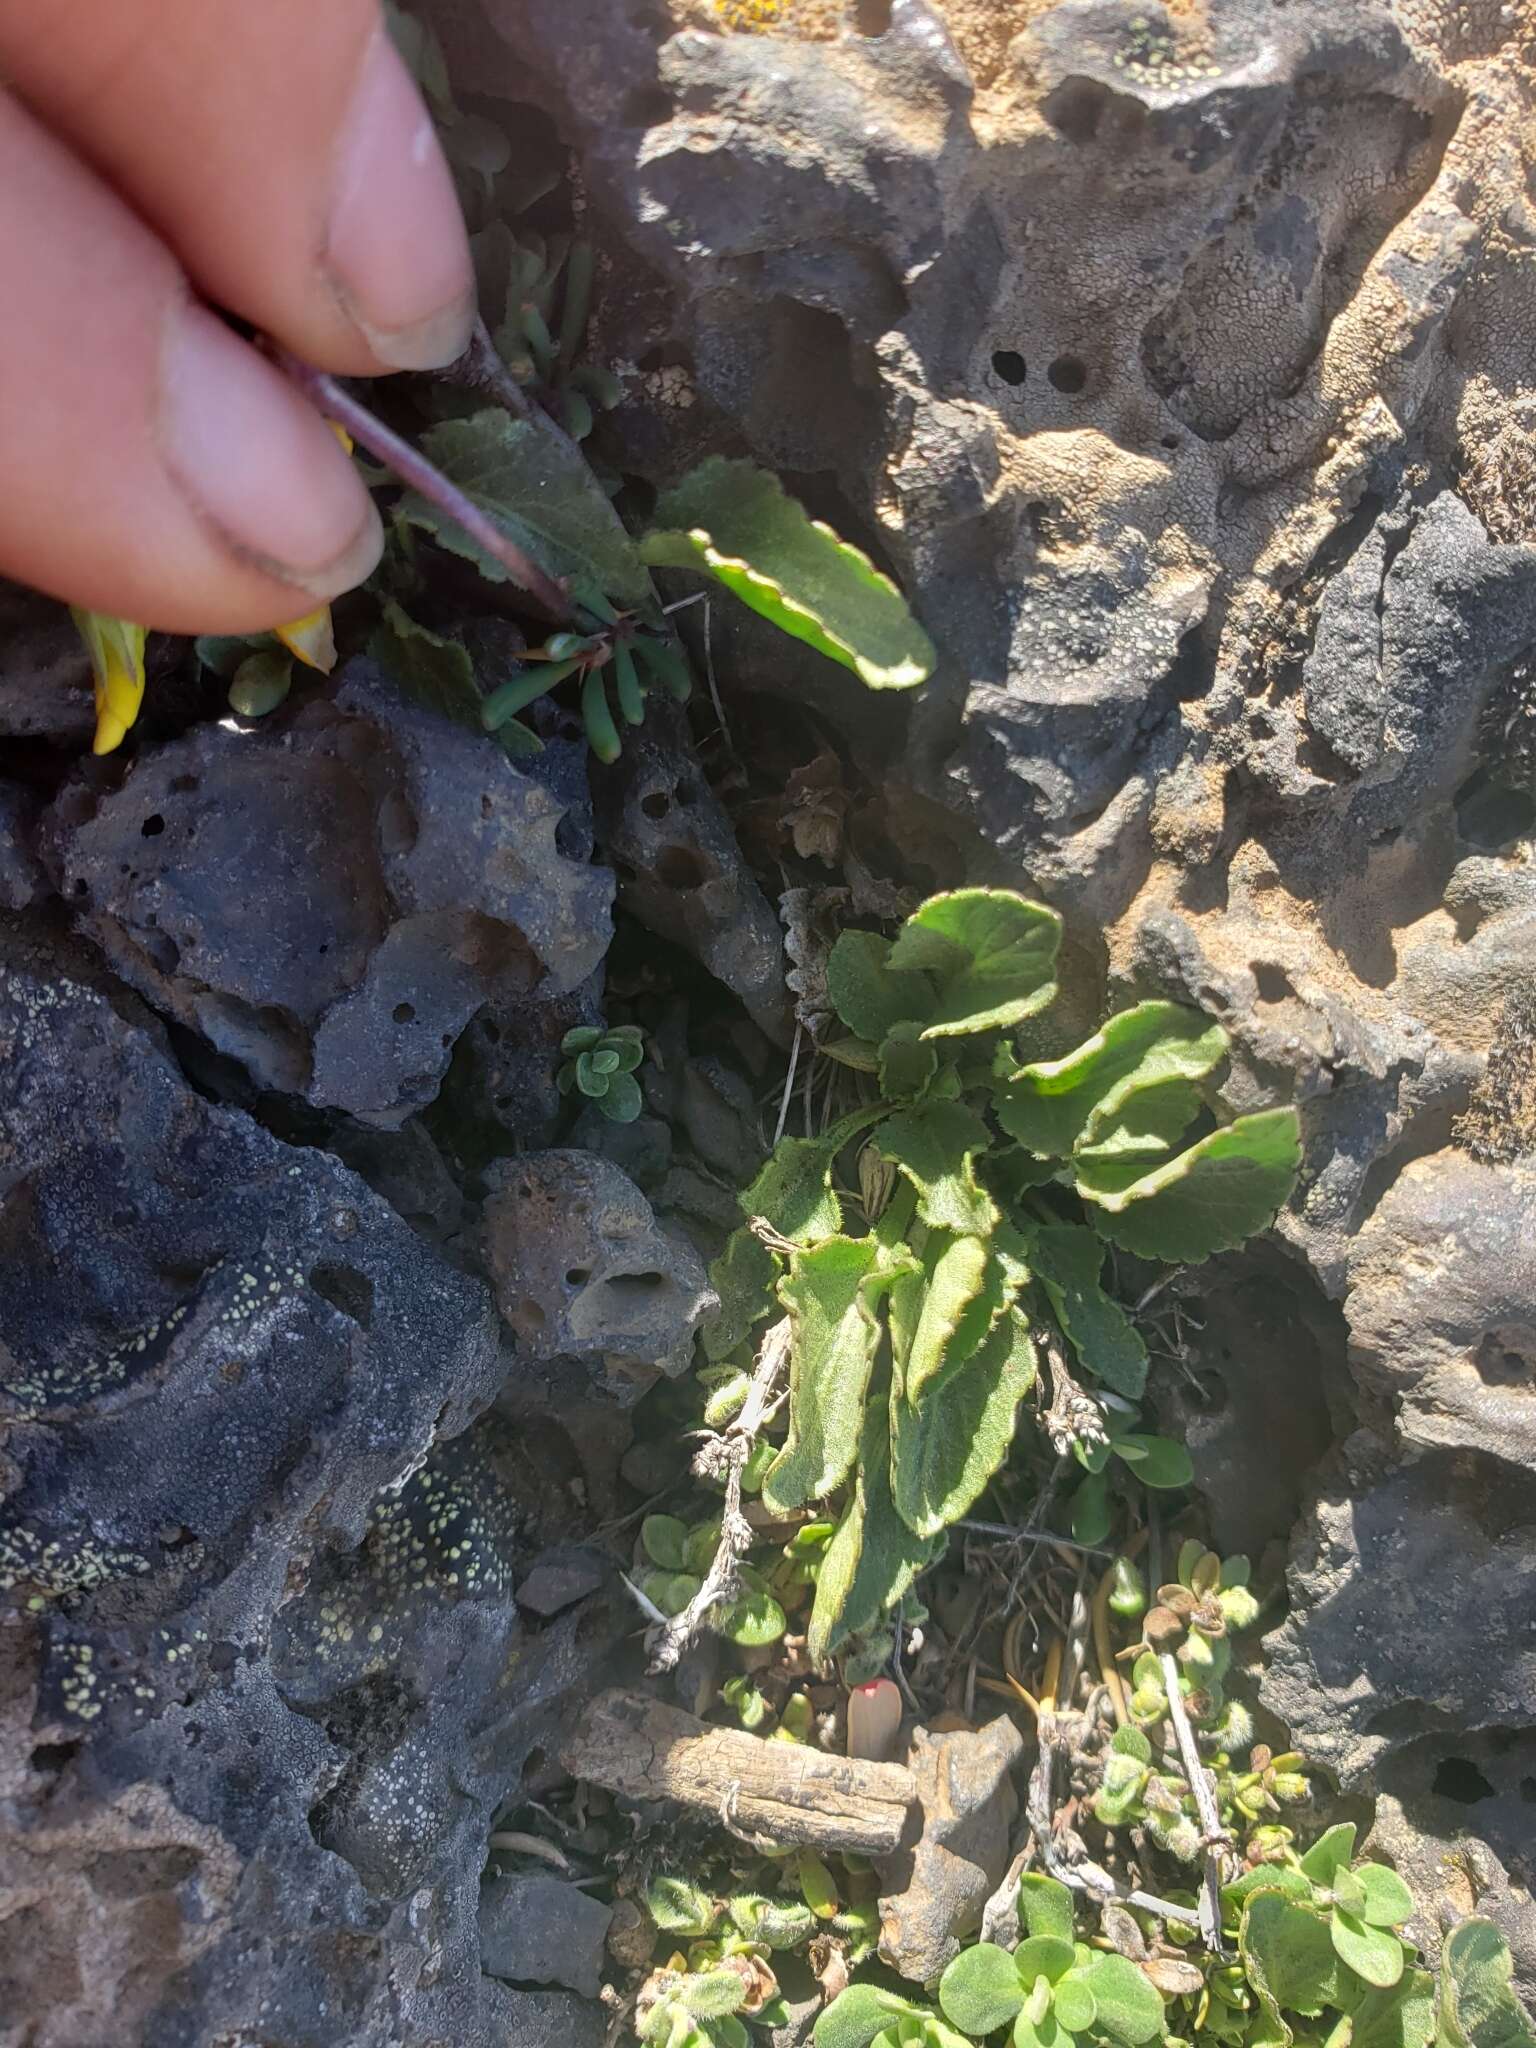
[1160,1649,1231,1950]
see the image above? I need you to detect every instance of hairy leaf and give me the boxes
[762,1237,886,1513]
[887,889,1061,1038]
[705,1227,779,1363]
[905,1233,991,1406]
[1075,1108,1302,1262]
[1299,1823,1358,1889]
[1079,1953,1166,2044]
[813,1985,931,2048]
[1351,1970,1437,2048]
[404,407,651,608]
[1027,1221,1148,1398]
[1243,1892,1343,2025]
[1355,1864,1416,1930]
[890,1308,1036,1538]
[879,1019,941,1100]
[1437,1920,1536,2048]
[939,1943,1029,2036]
[1019,1875,1077,1945]
[740,1104,887,1246]
[875,1100,998,1236]
[641,1515,689,1571]
[1334,1911,1408,1990]
[641,459,935,690]
[826,931,932,1042]
[807,1387,941,1663]
[997,1002,1226,1157]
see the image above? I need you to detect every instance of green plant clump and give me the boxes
[706,886,1301,1663]
[559,1022,646,1122]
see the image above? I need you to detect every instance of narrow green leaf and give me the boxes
[762,1238,884,1513]
[739,1104,887,1246]
[1079,1953,1167,2044]
[807,1376,941,1663]
[875,1100,998,1236]
[826,931,932,1042]
[1333,1911,1407,1991]
[403,408,651,607]
[939,1943,1029,2036]
[705,1227,779,1364]
[1243,1892,1343,2024]
[905,1233,991,1406]
[1075,1108,1302,1263]
[1110,1433,1193,1489]
[1027,1222,1148,1398]
[887,889,1061,1038]
[640,458,934,690]
[995,1001,1226,1157]
[890,1308,1036,1538]
[1437,1920,1536,2048]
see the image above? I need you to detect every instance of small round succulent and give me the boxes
[559,1023,645,1122]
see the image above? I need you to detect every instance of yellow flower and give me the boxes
[70,608,147,756]
[274,607,338,673]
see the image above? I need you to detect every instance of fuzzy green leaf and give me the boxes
[1019,1875,1077,1945]
[1224,1867,1316,1917]
[1437,1920,1536,2048]
[879,1019,941,1100]
[806,1383,942,1663]
[1355,1865,1415,1930]
[996,1002,1225,1156]
[1071,1468,1113,1546]
[403,408,651,608]
[1076,1108,1302,1262]
[762,1238,885,1513]
[1079,1953,1166,2044]
[1300,1824,1359,1889]
[1054,1979,1098,2035]
[679,1969,751,2019]
[1352,1970,1436,2048]
[826,931,933,1041]
[705,1228,779,1364]
[740,1104,887,1246]
[1243,1892,1343,2025]
[1016,1937,1076,1985]
[646,1875,719,1936]
[1110,1433,1193,1489]
[875,1101,998,1236]
[641,1515,690,1571]
[1334,1911,1408,1991]
[813,1986,930,2048]
[1027,1222,1148,1398]
[887,889,1061,1038]
[718,1580,787,1647]
[599,1070,643,1122]
[905,1233,991,1407]
[641,459,934,690]
[939,1943,1030,2036]
[890,1308,1036,1538]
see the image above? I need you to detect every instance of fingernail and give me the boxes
[325,32,476,370]
[161,303,383,601]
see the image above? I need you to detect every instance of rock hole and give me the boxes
[992,350,1027,387]
[1044,78,1110,143]
[71,877,87,896]
[601,1271,668,1302]
[641,791,672,820]
[141,930,181,976]
[565,1267,591,1288]
[620,84,673,127]
[655,845,708,891]
[851,0,893,32]
[1048,355,1087,395]
[1471,1328,1536,1387]
[1433,1756,1496,1803]
[510,1298,547,1339]
[141,813,166,837]
[392,1002,416,1025]
[170,774,199,794]
[1162,434,1181,450]
[1253,962,1295,1003]
[675,778,697,806]
[29,1741,80,1777]
[480,1018,502,1043]
[308,1263,375,1331]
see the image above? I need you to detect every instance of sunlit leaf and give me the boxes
[996,1002,1225,1157]
[826,930,932,1042]
[705,1227,779,1363]
[762,1238,885,1513]
[890,1308,1036,1538]
[1075,1109,1302,1263]
[887,889,1061,1038]
[875,1100,998,1236]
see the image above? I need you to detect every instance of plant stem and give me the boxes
[646,1318,792,1674]
[274,350,572,619]
[1160,1649,1230,1951]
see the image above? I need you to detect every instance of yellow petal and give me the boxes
[70,608,147,756]
[275,606,337,674]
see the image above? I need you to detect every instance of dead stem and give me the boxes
[1160,1648,1230,1951]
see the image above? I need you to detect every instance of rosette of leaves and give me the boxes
[936,1875,1167,2048]
[635,1514,786,1647]
[1093,1722,1308,1867]
[704,888,1300,1663]
[559,1023,645,1122]
[1123,1540,1265,1740]
[640,1875,792,2048]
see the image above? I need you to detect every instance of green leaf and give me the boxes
[813,1986,930,2048]
[1053,1978,1098,2035]
[1015,2013,1070,2048]
[1243,1893,1343,2025]
[576,1049,605,1096]
[1224,1867,1316,1917]
[939,1943,1030,2035]
[1027,1222,1148,1398]
[641,459,934,691]
[679,1969,750,2019]
[890,1307,1036,1538]
[887,889,1061,1038]
[1079,1953,1167,2044]
[879,1020,941,1100]
[599,1069,644,1122]
[1110,1433,1193,1489]
[827,931,933,1041]
[705,1228,779,1364]
[1015,1937,1076,1985]
[637,1569,702,1616]
[403,409,651,609]
[1437,1920,1536,2048]
[1070,1469,1112,1547]
[1355,1865,1415,1930]
[1301,1825,1359,1889]
[1075,1108,1302,1262]
[1335,1870,1370,1917]
[1351,1970,1436,2048]
[740,1104,887,1246]
[641,1515,690,1571]
[996,1002,1224,1156]
[562,1025,605,1053]
[369,599,545,755]
[905,1233,991,1406]
[196,631,272,679]
[718,1581,787,1647]
[875,1101,998,1236]
[645,1874,719,1936]
[1333,1911,1407,1991]
[1019,1875,1077,1945]
[807,1377,941,1663]
[227,650,294,720]
[1072,1074,1211,1184]
[762,1238,885,1513]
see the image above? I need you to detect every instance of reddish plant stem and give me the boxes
[274,350,572,620]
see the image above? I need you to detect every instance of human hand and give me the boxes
[0,0,474,633]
